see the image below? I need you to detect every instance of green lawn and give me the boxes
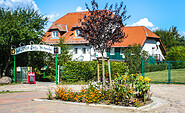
[144,68,185,83]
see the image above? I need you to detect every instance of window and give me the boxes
[120,48,125,55]
[75,30,82,37]
[74,48,78,54]
[82,48,86,54]
[52,31,58,38]
[110,48,115,55]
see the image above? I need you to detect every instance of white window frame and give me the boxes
[75,30,82,37]
[82,48,86,54]
[120,48,124,55]
[110,48,115,55]
[52,31,58,38]
[74,48,78,54]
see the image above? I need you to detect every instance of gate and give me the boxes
[17,67,32,83]
[142,60,185,84]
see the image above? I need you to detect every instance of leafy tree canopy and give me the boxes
[154,26,185,51]
[80,0,130,85]
[81,0,130,55]
[124,44,149,74]
[0,7,48,77]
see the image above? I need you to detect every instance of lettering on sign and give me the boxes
[11,45,61,55]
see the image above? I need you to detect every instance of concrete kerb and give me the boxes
[33,97,168,111]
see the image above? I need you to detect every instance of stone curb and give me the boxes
[33,97,168,111]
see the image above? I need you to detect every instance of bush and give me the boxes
[60,61,127,82]
[144,63,168,72]
[54,73,152,107]
[167,46,185,69]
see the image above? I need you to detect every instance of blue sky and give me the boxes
[0,0,185,36]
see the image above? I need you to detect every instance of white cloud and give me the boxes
[182,31,185,36]
[130,18,161,31]
[152,27,160,31]
[0,0,38,11]
[45,13,60,22]
[76,6,88,12]
[131,18,154,27]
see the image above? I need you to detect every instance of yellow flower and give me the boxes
[124,76,127,80]
[148,78,151,82]
[131,74,134,76]
[144,77,147,81]
[140,76,143,80]
[133,100,136,102]
[129,90,133,94]
[139,91,142,94]
[120,84,123,87]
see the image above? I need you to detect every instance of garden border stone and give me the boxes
[33,96,168,111]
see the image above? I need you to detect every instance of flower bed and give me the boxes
[53,74,152,107]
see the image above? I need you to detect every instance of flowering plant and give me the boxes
[54,73,152,107]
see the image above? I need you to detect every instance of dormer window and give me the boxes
[52,31,59,39]
[75,30,81,37]
[110,48,115,55]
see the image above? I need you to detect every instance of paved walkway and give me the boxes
[0,82,184,113]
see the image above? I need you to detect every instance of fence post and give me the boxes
[85,63,86,81]
[55,54,58,85]
[168,61,171,84]
[108,59,112,86]
[97,60,100,82]
[58,65,60,84]
[14,55,16,83]
[142,59,145,78]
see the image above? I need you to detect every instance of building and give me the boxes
[42,11,166,61]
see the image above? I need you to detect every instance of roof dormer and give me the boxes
[48,24,68,32]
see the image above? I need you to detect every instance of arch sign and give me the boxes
[11,43,61,85]
[11,44,61,55]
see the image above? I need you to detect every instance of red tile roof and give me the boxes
[112,26,160,47]
[42,11,161,48]
[48,24,68,32]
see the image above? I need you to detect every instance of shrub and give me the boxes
[47,88,53,100]
[144,63,168,72]
[54,73,152,107]
[60,61,127,82]
[167,46,185,69]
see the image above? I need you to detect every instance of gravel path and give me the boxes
[0,82,185,112]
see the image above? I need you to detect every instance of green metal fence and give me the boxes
[16,67,32,83]
[142,60,185,84]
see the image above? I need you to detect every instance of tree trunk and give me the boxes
[97,60,100,82]
[2,57,10,77]
[102,53,105,86]
[108,59,112,86]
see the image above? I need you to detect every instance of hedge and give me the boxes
[60,61,127,82]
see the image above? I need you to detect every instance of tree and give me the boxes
[0,7,48,77]
[166,46,185,68]
[80,0,130,85]
[123,44,149,74]
[57,37,72,63]
[44,37,72,68]
[154,26,185,51]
